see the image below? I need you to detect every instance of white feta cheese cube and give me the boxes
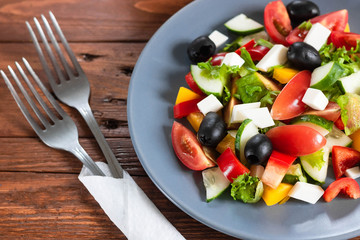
[302,88,329,110]
[221,52,245,67]
[208,30,229,48]
[231,102,261,123]
[239,107,275,128]
[304,23,331,51]
[256,44,288,72]
[288,182,324,204]
[197,94,223,115]
[345,166,360,179]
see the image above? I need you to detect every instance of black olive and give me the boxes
[286,0,320,27]
[244,134,273,165]
[187,36,216,64]
[197,112,227,148]
[287,42,322,71]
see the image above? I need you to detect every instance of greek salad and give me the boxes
[172,0,360,205]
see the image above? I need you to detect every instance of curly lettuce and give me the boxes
[231,173,263,203]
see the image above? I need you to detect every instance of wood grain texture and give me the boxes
[0,0,358,239]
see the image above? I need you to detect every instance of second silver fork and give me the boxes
[27,12,123,178]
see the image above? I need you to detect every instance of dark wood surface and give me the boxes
[0,0,358,239]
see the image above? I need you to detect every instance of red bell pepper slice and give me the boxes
[247,45,270,61]
[216,147,250,182]
[261,150,296,189]
[332,146,360,179]
[185,72,204,96]
[173,98,203,119]
[235,39,256,55]
[323,177,360,202]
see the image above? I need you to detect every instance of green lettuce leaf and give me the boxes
[231,173,263,203]
[337,93,360,135]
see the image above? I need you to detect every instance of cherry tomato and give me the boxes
[323,177,360,202]
[286,9,348,45]
[171,121,215,170]
[210,52,227,66]
[332,146,360,179]
[216,147,249,182]
[185,72,204,95]
[302,101,341,122]
[271,70,311,120]
[330,31,360,50]
[266,125,326,156]
[173,98,203,119]
[264,0,292,46]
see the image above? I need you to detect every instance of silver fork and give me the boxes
[1,58,105,176]
[26,12,123,178]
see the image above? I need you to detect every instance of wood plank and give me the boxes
[0,171,236,239]
[0,138,143,176]
[0,42,145,138]
[0,0,192,42]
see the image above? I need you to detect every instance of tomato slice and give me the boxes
[323,177,360,202]
[286,9,348,45]
[235,39,256,56]
[171,121,215,170]
[261,150,296,189]
[266,125,326,156]
[185,72,204,95]
[264,0,292,46]
[271,70,311,120]
[332,146,360,179]
[330,31,360,50]
[216,147,249,182]
[302,101,341,122]
[334,116,345,130]
[173,98,203,119]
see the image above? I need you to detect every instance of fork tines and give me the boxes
[1,58,66,134]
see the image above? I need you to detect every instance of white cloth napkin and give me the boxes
[78,162,186,240]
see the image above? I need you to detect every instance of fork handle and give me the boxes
[71,143,106,176]
[78,103,124,178]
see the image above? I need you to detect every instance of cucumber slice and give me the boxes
[202,167,230,202]
[310,61,344,90]
[235,119,259,166]
[325,126,353,151]
[282,163,307,184]
[190,65,224,98]
[338,70,360,94]
[291,115,333,136]
[300,147,329,184]
[224,14,264,35]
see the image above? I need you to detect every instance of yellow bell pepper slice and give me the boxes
[216,133,236,154]
[175,87,202,105]
[345,23,350,33]
[186,112,204,132]
[262,183,293,206]
[273,68,299,84]
[350,129,360,151]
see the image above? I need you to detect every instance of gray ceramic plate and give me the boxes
[127,0,360,239]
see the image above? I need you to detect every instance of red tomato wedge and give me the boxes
[334,116,345,130]
[261,150,296,189]
[173,98,203,119]
[323,177,360,202]
[266,125,326,156]
[286,9,348,45]
[171,121,215,170]
[235,39,256,55]
[332,146,360,179]
[271,70,311,120]
[185,72,204,95]
[264,0,292,46]
[217,147,249,182]
[247,45,270,61]
[330,31,360,50]
[302,101,341,122]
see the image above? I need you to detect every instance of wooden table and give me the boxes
[0,0,358,239]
